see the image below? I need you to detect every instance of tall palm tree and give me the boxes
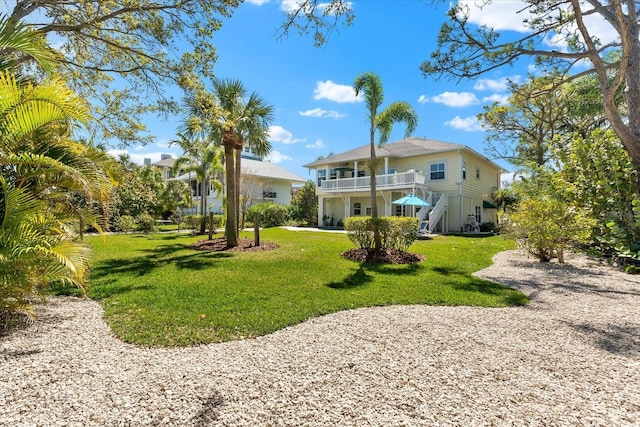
[212,78,274,247]
[171,131,224,234]
[353,72,418,250]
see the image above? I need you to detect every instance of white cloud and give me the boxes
[280,1,346,14]
[444,116,483,132]
[268,125,306,145]
[421,91,479,108]
[313,80,361,103]
[299,107,346,119]
[460,0,533,33]
[473,77,520,92]
[482,94,509,104]
[266,150,293,163]
[306,139,326,149]
[246,0,271,5]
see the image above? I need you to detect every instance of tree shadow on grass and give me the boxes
[91,243,232,278]
[327,263,422,290]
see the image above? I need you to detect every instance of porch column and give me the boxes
[318,196,324,226]
[344,196,351,220]
[384,157,389,174]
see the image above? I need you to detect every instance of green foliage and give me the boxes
[479,222,496,233]
[76,230,523,346]
[289,180,318,226]
[247,202,288,228]
[344,216,419,251]
[135,213,157,233]
[506,197,595,262]
[0,178,90,321]
[181,215,203,230]
[114,215,136,233]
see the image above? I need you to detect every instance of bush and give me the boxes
[344,216,419,251]
[506,197,595,262]
[181,214,203,231]
[247,203,289,228]
[135,213,157,233]
[114,215,136,233]
[479,221,496,233]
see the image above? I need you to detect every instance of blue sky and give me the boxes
[111,0,545,180]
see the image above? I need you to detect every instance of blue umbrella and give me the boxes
[392,194,430,207]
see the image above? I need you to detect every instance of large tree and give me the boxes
[421,0,640,189]
[3,0,240,145]
[212,78,273,248]
[353,72,418,250]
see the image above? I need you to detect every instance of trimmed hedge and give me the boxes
[343,216,419,251]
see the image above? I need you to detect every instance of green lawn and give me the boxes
[65,228,525,347]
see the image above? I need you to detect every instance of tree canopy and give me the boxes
[4,0,240,145]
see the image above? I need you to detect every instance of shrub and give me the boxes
[479,221,496,233]
[114,215,136,233]
[506,197,595,262]
[247,203,289,228]
[181,214,203,231]
[135,213,157,233]
[344,216,419,251]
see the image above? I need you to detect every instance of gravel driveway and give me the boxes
[1,250,639,426]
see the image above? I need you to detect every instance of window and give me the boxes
[394,205,403,216]
[354,202,361,215]
[365,206,372,216]
[263,191,277,199]
[317,170,326,186]
[430,162,446,180]
[462,161,466,180]
[475,206,481,224]
[476,167,480,179]
[357,170,366,177]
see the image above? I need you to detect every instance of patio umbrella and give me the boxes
[392,194,430,207]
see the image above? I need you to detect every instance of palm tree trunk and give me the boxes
[235,147,241,233]
[369,131,382,250]
[199,178,207,234]
[224,143,238,247]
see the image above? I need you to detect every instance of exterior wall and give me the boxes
[314,149,502,232]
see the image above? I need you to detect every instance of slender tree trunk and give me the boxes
[369,129,382,250]
[199,178,207,234]
[224,143,238,247]
[235,147,241,233]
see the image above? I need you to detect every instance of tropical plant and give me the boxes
[353,72,418,250]
[172,129,224,234]
[290,180,318,226]
[0,177,90,322]
[212,78,274,247]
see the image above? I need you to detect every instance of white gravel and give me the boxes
[1,250,639,426]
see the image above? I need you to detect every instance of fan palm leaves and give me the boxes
[212,78,274,247]
[0,177,90,320]
[353,72,418,249]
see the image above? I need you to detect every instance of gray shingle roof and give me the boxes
[173,158,305,183]
[302,137,505,172]
[303,137,466,168]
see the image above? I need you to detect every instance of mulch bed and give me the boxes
[189,238,279,252]
[341,248,426,264]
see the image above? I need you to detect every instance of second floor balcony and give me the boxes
[318,170,428,193]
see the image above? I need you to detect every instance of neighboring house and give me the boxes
[302,137,506,233]
[149,152,306,215]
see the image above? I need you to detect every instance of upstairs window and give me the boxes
[462,161,467,180]
[430,162,446,180]
[476,167,481,179]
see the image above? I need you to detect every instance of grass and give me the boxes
[58,228,526,347]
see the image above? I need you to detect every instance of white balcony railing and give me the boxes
[319,170,427,192]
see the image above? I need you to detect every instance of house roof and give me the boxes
[173,157,305,183]
[303,137,505,172]
[241,158,306,182]
[152,157,176,168]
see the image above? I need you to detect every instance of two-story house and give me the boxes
[150,151,306,215]
[303,137,506,233]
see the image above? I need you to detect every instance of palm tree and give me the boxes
[212,78,274,247]
[171,131,224,234]
[353,72,418,250]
